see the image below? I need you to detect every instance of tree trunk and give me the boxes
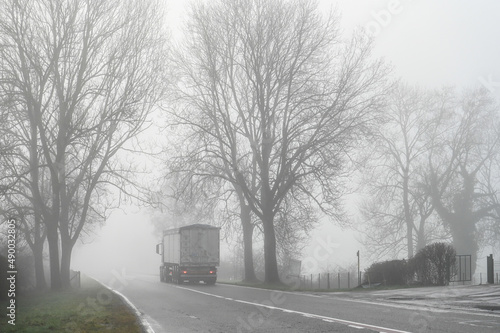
[60,236,72,289]
[406,223,414,258]
[241,204,257,282]
[448,216,478,276]
[415,218,426,254]
[33,238,47,290]
[46,220,62,290]
[262,212,281,284]
[403,170,414,258]
[432,199,478,275]
[429,171,479,276]
[448,171,478,276]
[28,115,46,290]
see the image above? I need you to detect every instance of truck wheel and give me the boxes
[206,278,216,285]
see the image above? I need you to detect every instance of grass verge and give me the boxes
[0,275,142,333]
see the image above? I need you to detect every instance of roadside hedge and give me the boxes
[409,242,456,286]
[364,242,457,287]
[364,259,408,286]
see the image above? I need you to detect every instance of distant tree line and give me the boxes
[359,84,500,275]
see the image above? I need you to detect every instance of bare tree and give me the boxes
[359,84,443,259]
[172,0,388,283]
[426,87,500,275]
[478,118,500,250]
[0,0,167,289]
[482,157,500,250]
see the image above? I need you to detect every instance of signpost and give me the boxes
[357,250,361,286]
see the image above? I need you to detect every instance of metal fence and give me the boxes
[288,271,360,290]
[450,255,472,282]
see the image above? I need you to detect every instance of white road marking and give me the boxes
[459,319,499,328]
[174,285,412,333]
[99,282,157,333]
[221,282,325,298]
[222,282,500,320]
[221,283,500,320]
[348,324,365,329]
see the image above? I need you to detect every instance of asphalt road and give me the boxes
[97,273,500,333]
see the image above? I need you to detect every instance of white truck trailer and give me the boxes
[156,224,220,284]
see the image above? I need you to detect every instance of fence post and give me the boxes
[338,273,340,289]
[310,274,313,289]
[487,254,494,284]
[327,273,330,289]
[318,273,321,289]
[348,272,350,289]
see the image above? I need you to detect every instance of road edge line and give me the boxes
[94,277,156,333]
[175,285,412,333]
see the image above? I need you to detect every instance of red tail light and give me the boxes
[209,271,214,274]
[183,270,188,274]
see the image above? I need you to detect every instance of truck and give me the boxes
[156,224,220,285]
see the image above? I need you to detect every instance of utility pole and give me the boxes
[357,250,361,286]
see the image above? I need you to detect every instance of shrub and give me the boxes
[409,242,456,286]
[364,259,408,286]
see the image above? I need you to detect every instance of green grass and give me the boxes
[0,275,142,333]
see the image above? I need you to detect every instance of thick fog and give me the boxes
[69,0,500,282]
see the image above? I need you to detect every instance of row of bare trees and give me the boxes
[0,0,167,290]
[162,0,390,284]
[360,84,500,274]
[163,0,500,283]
